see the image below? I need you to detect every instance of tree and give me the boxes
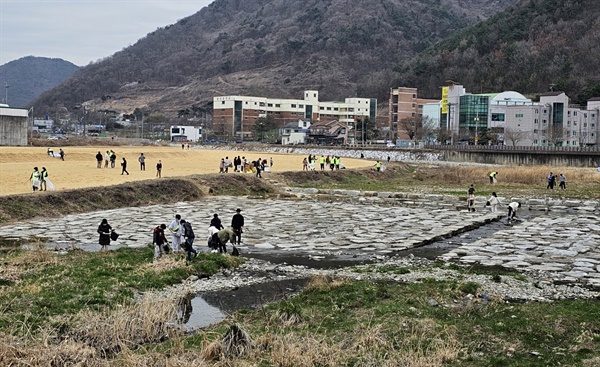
[504,128,530,147]
[398,116,436,143]
[252,115,278,143]
[544,123,566,147]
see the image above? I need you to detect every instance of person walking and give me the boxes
[95,151,103,168]
[487,192,501,213]
[168,214,183,252]
[254,159,262,178]
[231,208,244,246]
[138,153,146,171]
[270,157,273,168]
[156,160,163,178]
[559,173,567,190]
[39,167,48,191]
[303,157,308,171]
[104,151,110,168]
[29,167,40,192]
[121,157,129,175]
[180,219,198,261]
[152,224,169,261]
[59,148,65,161]
[97,218,112,251]
[374,160,382,172]
[467,184,476,212]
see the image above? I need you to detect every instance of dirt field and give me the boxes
[0,146,373,196]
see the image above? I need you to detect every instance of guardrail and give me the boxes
[422,144,600,153]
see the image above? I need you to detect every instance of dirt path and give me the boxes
[0,146,372,196]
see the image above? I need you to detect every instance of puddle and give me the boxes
[182,278,308,331]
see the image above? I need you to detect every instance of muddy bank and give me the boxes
[0,174,278,225]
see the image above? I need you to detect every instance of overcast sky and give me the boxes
[0,0,213,67]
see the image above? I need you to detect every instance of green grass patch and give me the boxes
[184,278,600,366]
[0,247,243,334]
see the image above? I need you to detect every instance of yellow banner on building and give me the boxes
[441,87,449,114]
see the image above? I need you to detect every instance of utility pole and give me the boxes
[4,82,8,105]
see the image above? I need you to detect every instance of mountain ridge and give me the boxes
[30,0,519,116]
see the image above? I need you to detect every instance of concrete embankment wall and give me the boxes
[439,149,600,167]
[195,144,600,167]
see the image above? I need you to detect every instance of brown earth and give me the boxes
[0,146,372,196]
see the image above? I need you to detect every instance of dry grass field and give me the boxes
[0,146,372,196]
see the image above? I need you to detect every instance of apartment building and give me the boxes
[389,87,438,142]
[213,90,376,139]
[504,92,599,147]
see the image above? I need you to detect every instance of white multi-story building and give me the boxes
[504,92,599,147]
[213,90,376,139]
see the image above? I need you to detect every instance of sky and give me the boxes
[0,0,214,67]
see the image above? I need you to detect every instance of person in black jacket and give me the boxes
[180,219,198,261]
[153,224,169,260]
[231,208,244,245]
[95,151,103,168]
[97,219,112,251]
[121,157,129,175]
[210,214,224,230]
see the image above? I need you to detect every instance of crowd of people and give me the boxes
[218,156,273,178]
[93,150,163,177]
[303,154,345,171]
[546,172,567,190]
[149,208,244,262]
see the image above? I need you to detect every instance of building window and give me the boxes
[534,119,539,124]
[542,119,547,124]
[291,104,296,108]
[535,109,539,114]
[299,104,304,108]
[222,101,225,104]
[268,103,273,107]
[320,107,324,110]
[584,123,588,127]
[334,108,339,111]
[327,107,331,110]
[275,104,280,108]
[534,129,538,133]
[574,111,578,116]
[515,113,524,118]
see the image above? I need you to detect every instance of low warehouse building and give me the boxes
[0,104,29,146]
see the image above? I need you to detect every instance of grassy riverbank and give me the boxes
[1,163,599,366]
[275,163,600,199]
[2,247,599,366]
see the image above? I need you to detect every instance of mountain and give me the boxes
[0,56,79,108]
[392,0,600,104]
[31,0,518,116]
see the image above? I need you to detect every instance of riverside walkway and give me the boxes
[2,195,599,289]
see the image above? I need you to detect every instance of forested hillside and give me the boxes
[31,0,517,116]
[0,56,79,108]
[393,0,600,103]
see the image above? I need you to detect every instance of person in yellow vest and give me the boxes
[489,171,498,184]
[375,160,382,172]
[335,156,340,170]
[319,156,325,170]
[40,167,48,191]
[29,167,41,192]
